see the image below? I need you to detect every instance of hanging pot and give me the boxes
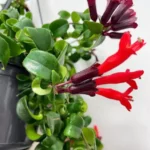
[0,64,31,150]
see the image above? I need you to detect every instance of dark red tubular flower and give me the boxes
[70,63,100,84]
[96,87,133,111]
[57,79,97,97]
[95,69,144,89]
[101,0,138,38]
[87,0,98,21]
[103,32,124,39]
[101,0,121,25]
[98,32,145,74]
[111,18,138,31]
[111,0,133,24]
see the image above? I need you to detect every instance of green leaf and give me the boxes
[69,52,80,63]
[58,10,70,19]
[35,144,48,150]
[23,50,59,80]
[41,136,63,150]
[0,36,10,69]
[32,77,52,95]
[55,40,69,65]
[25,12,32,19]
[71,11,80,23]
[16,96,43,122]
[26,124,43,141]
[82,128,96,145]
[96,138,104,150]
[46,112,64,135]
[16,96,34,123]
[83,116,92,127]
[5,7,19,19]
[92,35,105,48]
[16,74,30,82]
[64,114,84,138]
[49,19,69,37]
[13,17,34,31]
[59,65,67,80]
[6,18,18,28]
[51,70,60,85]
[0,33,25,57]
[25,27,54,50]
[84,21,103,34]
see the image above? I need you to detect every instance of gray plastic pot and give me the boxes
[0,64,31,150]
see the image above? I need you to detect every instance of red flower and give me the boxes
[98,32,145,74]
[94,125,101,139]
[95,69,144,89]
[96,87,133,111]
[87,0,98,21]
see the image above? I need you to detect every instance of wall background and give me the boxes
[27,0,150,150]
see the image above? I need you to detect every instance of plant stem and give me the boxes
[56,80,71,87]
[81,132,91,150]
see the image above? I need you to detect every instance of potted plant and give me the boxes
[0,0,145,150]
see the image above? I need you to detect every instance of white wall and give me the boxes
[27,0,150,150]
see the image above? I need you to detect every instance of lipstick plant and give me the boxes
[0,0,145,149]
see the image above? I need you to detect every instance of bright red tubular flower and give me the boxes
[87,0,98,21]
[98,32,145,74]
[94,125,101,139]
[96,87,133,111]
[95,69,144,89]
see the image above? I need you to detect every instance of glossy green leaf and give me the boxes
[0,33,25,57]
[58,10,70,19]
[92,35,105,48]
[49,19,69,37]
[6,18,18,27]
[46,112,64,135]
[35,144,48,150]
[41,136,63,150]
[51,70,60,85]
[59,65,67,80]
[96,138,104,150]
[25,12,32,19]
[83,116,92,127]
[64,114,84,138]
[25,27,54,50]
[13,17,34,31]
[82,128,96,145]
[69,52,80,63]
[32,77,52,95]
[84,21,103,34]
[58,44,68,65]
[16,74,30,82]
[42,23,50,29]
[16,96,34,123]
[5,7,19,19]
[23,50,59,80]
[26,124,43,141]
[0,36,10,69]
[16,29,36,49]
[16,96,43,123]
[71,11,80,23]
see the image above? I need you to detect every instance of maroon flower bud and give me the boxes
[101,0,120,26]
[103,32,124,39]
[69,80,97,96]
[111,0,133,24]
[71,63,100,84]
[87,0,98,21]
[118,9,136,22]
[112,22,138,31]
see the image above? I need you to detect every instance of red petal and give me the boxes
[119,32,131,50]
[127,80,138,89]
[120,98,132,111]
[131,38,146,52]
